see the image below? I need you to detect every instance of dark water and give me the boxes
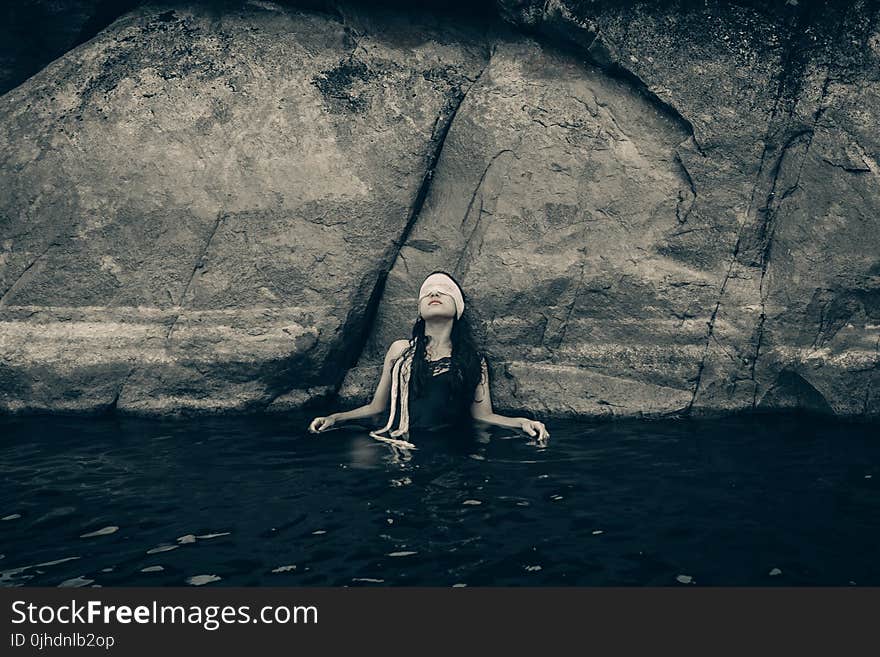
[1,412,878,587]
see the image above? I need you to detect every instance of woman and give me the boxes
[308,271,549,447]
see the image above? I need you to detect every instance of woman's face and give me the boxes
[418,289,456,320]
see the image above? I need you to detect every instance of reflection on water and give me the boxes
[1,412,879,586]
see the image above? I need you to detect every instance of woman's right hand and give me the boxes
[308,415,337,434]
[519,418,550,447]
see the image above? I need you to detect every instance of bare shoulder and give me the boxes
[385,339,411,362]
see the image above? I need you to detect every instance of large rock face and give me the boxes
[340,35,716,417]
[1,0,878,418]
[0,2,488,412]
[341,0,880,419]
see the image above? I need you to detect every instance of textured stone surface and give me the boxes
[0,1,488,413]
[701,2,880,417]
[1,0,878,418]
[340,35,710,417]
[342,0,880,419]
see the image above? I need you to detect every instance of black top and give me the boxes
[406,357,460,430]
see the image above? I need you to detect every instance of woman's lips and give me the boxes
[429,300,441,305]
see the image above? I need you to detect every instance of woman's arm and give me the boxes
[309,339,410,433]
[470,357,550,444]
[336,339,409,421]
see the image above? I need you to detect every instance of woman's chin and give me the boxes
[421,308,454,320]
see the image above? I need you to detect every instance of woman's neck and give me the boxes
[423,318,453,357]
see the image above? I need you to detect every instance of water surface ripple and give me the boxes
[1,413,878,586]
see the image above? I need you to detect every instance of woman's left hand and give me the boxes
[520,419,549,446]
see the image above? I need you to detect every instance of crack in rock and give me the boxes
[108,363,138,414]
[685,1,819,413]
[552,257,587,351]
[0,241,58,307]
[674,150,697,224]
[165,210,225,344]
[748,128,815,404]
[323,42,497,400]
[454,148,517,278]
[529,2,707,155]
[749,70,833,407]
[458,149,516,231]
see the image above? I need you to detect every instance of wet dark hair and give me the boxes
[405,270,485,421]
